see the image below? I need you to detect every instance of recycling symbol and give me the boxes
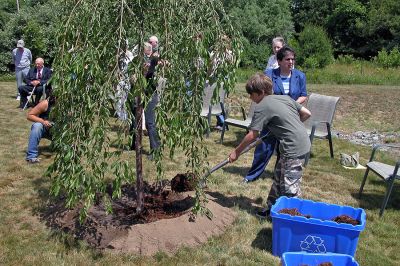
[300,235,327,253]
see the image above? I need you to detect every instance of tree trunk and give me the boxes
[135,96,144,213]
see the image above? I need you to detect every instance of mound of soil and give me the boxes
[171,172,197,192]
[41,177,236,255]
[42,182,194,247]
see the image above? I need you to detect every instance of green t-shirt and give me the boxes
[250,95,311,158]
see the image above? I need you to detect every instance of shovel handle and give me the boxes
[206,133,270,177]
[239,133,270,155]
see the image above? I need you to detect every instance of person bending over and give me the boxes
[228,73,311,218]
[25,91,55,163]
[243,46,307,183]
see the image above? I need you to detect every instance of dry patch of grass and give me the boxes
[0,81,399,265]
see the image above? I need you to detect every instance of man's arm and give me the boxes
[12,50,16,65]
[27,100,52,128]
[28,49,32,63]
[40,68,52,85]
[296,96,307,104]
[229,130,259,163]
[24,68,35,85]
[299,106,311,122]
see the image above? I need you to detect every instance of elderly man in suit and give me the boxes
[18,57,52,109]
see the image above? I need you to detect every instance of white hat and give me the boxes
[17,40,24,48]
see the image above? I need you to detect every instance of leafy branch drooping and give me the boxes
[47,0,241,220]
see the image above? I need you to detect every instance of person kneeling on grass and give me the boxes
[25,90,55,164]
[228,73,311,219]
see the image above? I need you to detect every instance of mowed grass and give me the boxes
[0,81,399,265]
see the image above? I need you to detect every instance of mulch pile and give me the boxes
[277,208,360,225]
[41,174,198,249]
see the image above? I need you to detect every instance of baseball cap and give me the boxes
[17,40,24,48]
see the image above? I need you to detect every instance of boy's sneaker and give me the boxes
[239,178,250,185]
[26,158,40,164]
[256,208,270,219]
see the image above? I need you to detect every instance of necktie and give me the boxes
[38,70,42,80]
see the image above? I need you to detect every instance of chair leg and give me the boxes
[220,123,226,144]
[304,152,310,167]
[358,168,370,198]
[328,135,334,158]
[379,177,396,217]
[206,110,211,138]
[308,125,316,162]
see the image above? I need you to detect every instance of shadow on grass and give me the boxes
[30,176,90,252]
[218,130,246,147]
[222,165,274,180]
[351,182,400,212]
[251,227,273,252]
[38,144,53,158]
[206,191,264,216]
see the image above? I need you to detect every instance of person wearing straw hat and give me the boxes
[12,39,32,100]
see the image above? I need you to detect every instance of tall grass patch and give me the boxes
[305,60,400,86]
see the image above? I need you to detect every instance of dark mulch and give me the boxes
[277,208,360,225]
[40,174,198,249]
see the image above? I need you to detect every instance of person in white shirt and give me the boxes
[12,40,32,100]
[265,37,285,70]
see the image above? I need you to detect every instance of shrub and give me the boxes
[375,47,400,68]
[336,54,356,64]
[296,25,333,69]
[240,38,270,69]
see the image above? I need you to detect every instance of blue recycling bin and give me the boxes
[281,252,359,266]
[271,197,366,257]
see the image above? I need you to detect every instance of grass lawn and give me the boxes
[0,81,399,265]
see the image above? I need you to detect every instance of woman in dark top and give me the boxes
[130,42,161,156]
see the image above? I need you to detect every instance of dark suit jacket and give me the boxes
[264,67,307,100]
[24,66,52,87]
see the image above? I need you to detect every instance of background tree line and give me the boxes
[0,0,399,73]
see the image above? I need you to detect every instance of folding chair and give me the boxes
[200,82,226,137]
[358,144,400,217]
[303,93,340,165]
[220,101,256,143]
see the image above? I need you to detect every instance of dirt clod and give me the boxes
[171,172,197,192]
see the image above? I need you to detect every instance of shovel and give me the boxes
[199,132,271,186]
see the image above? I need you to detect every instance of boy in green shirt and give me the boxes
[229,73,311,218]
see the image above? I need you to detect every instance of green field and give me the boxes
[0,81,399,265]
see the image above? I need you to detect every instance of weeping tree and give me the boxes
[47,0,240,219]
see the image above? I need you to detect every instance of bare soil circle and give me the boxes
[41,173,236,255]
